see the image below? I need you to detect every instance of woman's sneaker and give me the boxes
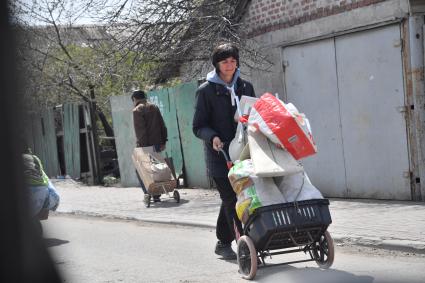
[215,241,237,260]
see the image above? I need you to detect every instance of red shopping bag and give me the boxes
[249,93,317,160]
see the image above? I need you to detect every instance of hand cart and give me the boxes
[236,199,334,280]
[142,155,180,208]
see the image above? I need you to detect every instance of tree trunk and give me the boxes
[96,109,116,149]
[89,85,102,184]
[97,110,114,137]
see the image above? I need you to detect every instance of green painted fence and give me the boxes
[41,108,60,177]
[25,109,60,178]
[148,82,208,188]
[171,82,209,188]
[147,88,184,178]
[110,95,139,187]
[110,81,209,188]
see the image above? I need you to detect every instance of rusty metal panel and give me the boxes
[63,103,81,179]
[336,24,411,200]
[283,38,348,197]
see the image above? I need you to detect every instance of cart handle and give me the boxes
[239,114,249,124]
[219,148,233,169]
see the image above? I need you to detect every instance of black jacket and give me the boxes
[192,77,256,177]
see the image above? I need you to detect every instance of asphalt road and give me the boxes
[43,214,425,283]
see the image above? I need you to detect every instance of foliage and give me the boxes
[12,0,271,124]
[19,32,154,108]
[13,0,268,85]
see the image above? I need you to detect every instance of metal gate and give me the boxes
[282,24,411,200]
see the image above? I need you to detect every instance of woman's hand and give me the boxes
[212,136,224,151]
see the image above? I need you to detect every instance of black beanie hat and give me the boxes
[211,43,240,69]
[131,90,146,100]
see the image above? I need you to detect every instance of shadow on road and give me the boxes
[146,198,189,208]
[255,265,374,283]
[44,238,70,248]
[217,258,238,265]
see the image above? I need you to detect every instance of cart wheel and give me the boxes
[173,190,180,203]
[237,235,258,280]
[144,194,151,208]
[313,230,334,269]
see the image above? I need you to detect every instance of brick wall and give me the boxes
[243,0,387,37]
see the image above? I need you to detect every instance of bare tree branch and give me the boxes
[13,0,272,103]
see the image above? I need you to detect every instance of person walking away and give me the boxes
[192,43,256,260]
[131,90,168,202]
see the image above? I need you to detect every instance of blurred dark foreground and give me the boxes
[0,1,62,282]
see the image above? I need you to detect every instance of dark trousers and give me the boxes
[213,177,243,244]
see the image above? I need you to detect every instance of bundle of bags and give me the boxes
[228,93,323,224]
[132,146,175,188]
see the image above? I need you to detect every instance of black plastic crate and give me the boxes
[244,199,332,251]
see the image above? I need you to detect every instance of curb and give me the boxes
[53,211,217,230]
[53,211,425,254]
[331,234,425,254]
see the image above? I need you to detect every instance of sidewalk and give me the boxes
[51,179,425,254]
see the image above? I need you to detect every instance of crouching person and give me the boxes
[22,148,60,218]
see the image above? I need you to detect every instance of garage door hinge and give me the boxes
[394,38,403,48]
[397,106,408,113]
[282,60,289,71]
[403,171,412,179]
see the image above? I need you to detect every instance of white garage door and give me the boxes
[282,24,411,200]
